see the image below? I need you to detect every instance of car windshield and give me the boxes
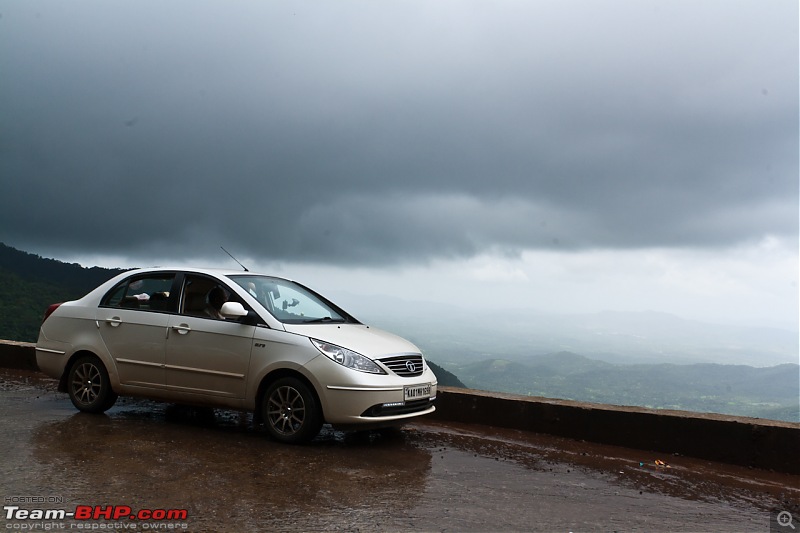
[228,275,348,324]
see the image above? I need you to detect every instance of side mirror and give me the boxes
[220,301,248,318]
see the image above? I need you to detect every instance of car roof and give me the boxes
[127,266,288,278]
[105,267,304,288]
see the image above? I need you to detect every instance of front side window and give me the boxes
[181,274,231,320]
[229,275,352,324]
[178,274,256,322]
[101,273,177,312]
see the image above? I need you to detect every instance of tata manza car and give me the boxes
[36,267,437,443]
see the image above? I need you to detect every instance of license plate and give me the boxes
[404,383,431,402]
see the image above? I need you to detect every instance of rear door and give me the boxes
[96,272,178,389]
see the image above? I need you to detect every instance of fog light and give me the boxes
[382,401,405,408]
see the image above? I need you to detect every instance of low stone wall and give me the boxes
[430,387,799,474]
[0,340,39,371]
[3,339,797,474]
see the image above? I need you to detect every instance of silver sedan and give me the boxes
[36,267,437,443]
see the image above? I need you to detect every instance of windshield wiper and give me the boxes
[302,317,346,324]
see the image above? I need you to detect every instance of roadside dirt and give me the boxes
[1,368,797,532]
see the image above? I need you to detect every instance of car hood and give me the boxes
[282,324,421,359]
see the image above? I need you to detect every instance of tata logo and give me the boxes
[405,360,417,373]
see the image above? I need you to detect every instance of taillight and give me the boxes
[43,303,63,323]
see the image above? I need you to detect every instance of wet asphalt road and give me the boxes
[1,368,797,533]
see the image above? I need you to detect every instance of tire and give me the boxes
[262,377,322,444]
[67,355,118,413]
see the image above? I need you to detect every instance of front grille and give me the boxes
[380,354,425,377]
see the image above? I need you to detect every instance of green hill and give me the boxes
[427,360,466,388]
[0,243,125,341]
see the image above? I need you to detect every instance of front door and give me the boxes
[164,275,255,398]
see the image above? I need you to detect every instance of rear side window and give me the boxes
[101,274,177,312]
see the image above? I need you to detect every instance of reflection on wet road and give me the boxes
[2,369,797,532]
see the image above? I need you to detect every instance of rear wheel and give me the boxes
[262,377,322,444]
[67,355,118,413]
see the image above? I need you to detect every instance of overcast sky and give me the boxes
[1,1,797,327]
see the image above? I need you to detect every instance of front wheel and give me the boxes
[67,355,118,413]
[262,377,322,444]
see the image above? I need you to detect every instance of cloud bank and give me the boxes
[1,1,797,267]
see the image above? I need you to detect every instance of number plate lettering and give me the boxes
[404,383,431,402]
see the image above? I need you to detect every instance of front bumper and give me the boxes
[303,355,438,426]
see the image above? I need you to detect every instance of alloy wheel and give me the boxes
[71,361,103,407]
[267,385,307,436]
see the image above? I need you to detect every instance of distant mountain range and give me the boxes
[453,352,798,422]
[329,290,799,422]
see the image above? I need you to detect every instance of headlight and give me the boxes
[311,339,385,374]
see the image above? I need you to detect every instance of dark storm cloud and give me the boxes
[1,0,797,265]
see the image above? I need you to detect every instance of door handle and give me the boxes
[171,325,191,335]
[106,317,122,327]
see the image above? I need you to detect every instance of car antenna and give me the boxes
[220,246,249,272]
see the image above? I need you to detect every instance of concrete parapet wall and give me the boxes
[430,387,799,475]
[2,340,797,474]
[0,340,39,371]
